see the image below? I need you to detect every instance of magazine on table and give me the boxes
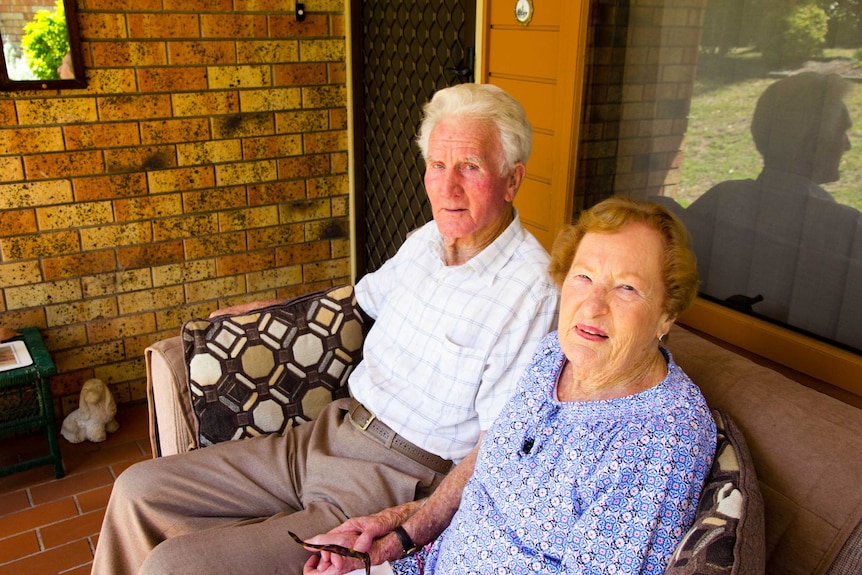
[0,340,33,372]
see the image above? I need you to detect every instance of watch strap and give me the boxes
[392,525,417,557]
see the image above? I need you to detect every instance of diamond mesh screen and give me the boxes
[356,0,474,274]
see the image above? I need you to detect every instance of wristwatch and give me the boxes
[392,525,417,557]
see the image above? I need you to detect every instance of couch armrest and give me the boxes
[145,336,198,457]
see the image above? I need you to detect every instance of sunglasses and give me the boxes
[288,531,371,575]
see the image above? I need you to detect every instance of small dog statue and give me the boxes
[61,378,120,443]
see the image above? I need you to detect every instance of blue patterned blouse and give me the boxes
[420,331,716,575]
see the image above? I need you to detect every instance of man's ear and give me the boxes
[505,162,526,202]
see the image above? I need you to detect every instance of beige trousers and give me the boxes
[90,398,446,575]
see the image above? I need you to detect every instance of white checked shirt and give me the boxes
[350,212,560,462]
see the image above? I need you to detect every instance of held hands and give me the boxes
[301,509,409,575]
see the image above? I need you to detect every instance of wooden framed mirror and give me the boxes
[0,0,86,90]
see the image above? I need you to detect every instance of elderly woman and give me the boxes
[302,196,715,575]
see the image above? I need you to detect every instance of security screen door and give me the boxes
[351,0,476,276]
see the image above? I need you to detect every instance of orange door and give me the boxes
[480,0,589,251]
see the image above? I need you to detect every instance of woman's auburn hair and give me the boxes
[548,196,699,318]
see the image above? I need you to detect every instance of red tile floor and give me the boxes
[0,404,151,575]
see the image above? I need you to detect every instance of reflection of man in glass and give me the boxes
[57,51,74,79]
[683,72,861,350]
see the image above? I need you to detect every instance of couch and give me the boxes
[143,285,862,575]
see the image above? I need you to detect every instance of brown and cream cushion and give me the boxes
[665,408,765,575]
[181,285,369,447]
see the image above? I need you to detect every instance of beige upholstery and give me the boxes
[145,324,862,574]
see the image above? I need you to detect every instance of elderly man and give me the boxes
[91,83,559,575]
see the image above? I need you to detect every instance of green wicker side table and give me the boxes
[0,327,64,479]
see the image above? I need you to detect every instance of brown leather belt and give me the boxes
[348,402,453,475]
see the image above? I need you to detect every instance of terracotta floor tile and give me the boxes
[29,468,114,506]
[40,509,105,550]
[0,539,92,575]
[0,497,77,539]
[62,441,146,476]
[76,485,112,514]
[0,530,40,563]
[0,489,30,516]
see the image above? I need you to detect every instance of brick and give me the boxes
[152,259,215,287]
[275,110,328,133]
[183,231,246,259]
[116,241,185,270]
[302,257,350,283]
[29,468,115,507]
[0,127,64,155]
[37,202,114,231]
[307,174,348,198]
[46,298,119,328]
[200,13,267,38]
[43,251,117,282]
[248,222,304,250]
[299,39,345,62]
[148,166,216,194]
[240,87,302,113]
[81,222,152,250]
[172,91,239,117]
[5,279,82,310]
[0,100,16,125]
[0,210,37,237]
[248,180,306,205]
[305,218,349,242]
[242,134,303,160]
[76,484,113,513]
[152,213,219,241]
[113,195,183,222]
[185,275,246,303]
[88,313,157,344]
[236,40,299,64]
[128,13,200,39]
[54,341,125,372]
[97,95,173,121]
[302,85,347,108]
[138,67,208,92]
[64,122,141,150]
[74,173,148,201]
[207,65,271,90]
[277,154,331,178]
[216,250,275,276]
[183,185,245,213]
[0,531,38,564]
[273,63,327,87]
[1,230,80,261]
[215,159,277,186]
[176,139,243,166]
[329,107,348,130]
[82,269,153,298]
[218,205,279,232]
[166,0,233,9]
[91,41,167,67]
[281,199,331,223]
[41,509,106,550]
[0,156,23,182]
[116,286,185,315]
[303,130,348,154]
[245,265,303,292]
[106,146,178,173]
[275,241,330,266]
[168,41,237,65]
[331,151,348,174]
[269,14,330,37]
[140,118,210,145]
[23,151,102,181]
[212,112,274,139]
[79,12,128,40]
[16,98,98,126]
[0,261,40,288]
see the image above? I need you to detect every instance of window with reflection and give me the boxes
[576,0,862,355]
[0,0,85,89]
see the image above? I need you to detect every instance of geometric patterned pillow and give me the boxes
[664,408,766,575]
[181,285,369,448]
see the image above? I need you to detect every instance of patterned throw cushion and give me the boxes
[665,408,765,575]
[182,285,368,447]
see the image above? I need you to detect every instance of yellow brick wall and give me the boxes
[0,1,350,417]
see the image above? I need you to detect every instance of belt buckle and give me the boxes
[358,410,376,431]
